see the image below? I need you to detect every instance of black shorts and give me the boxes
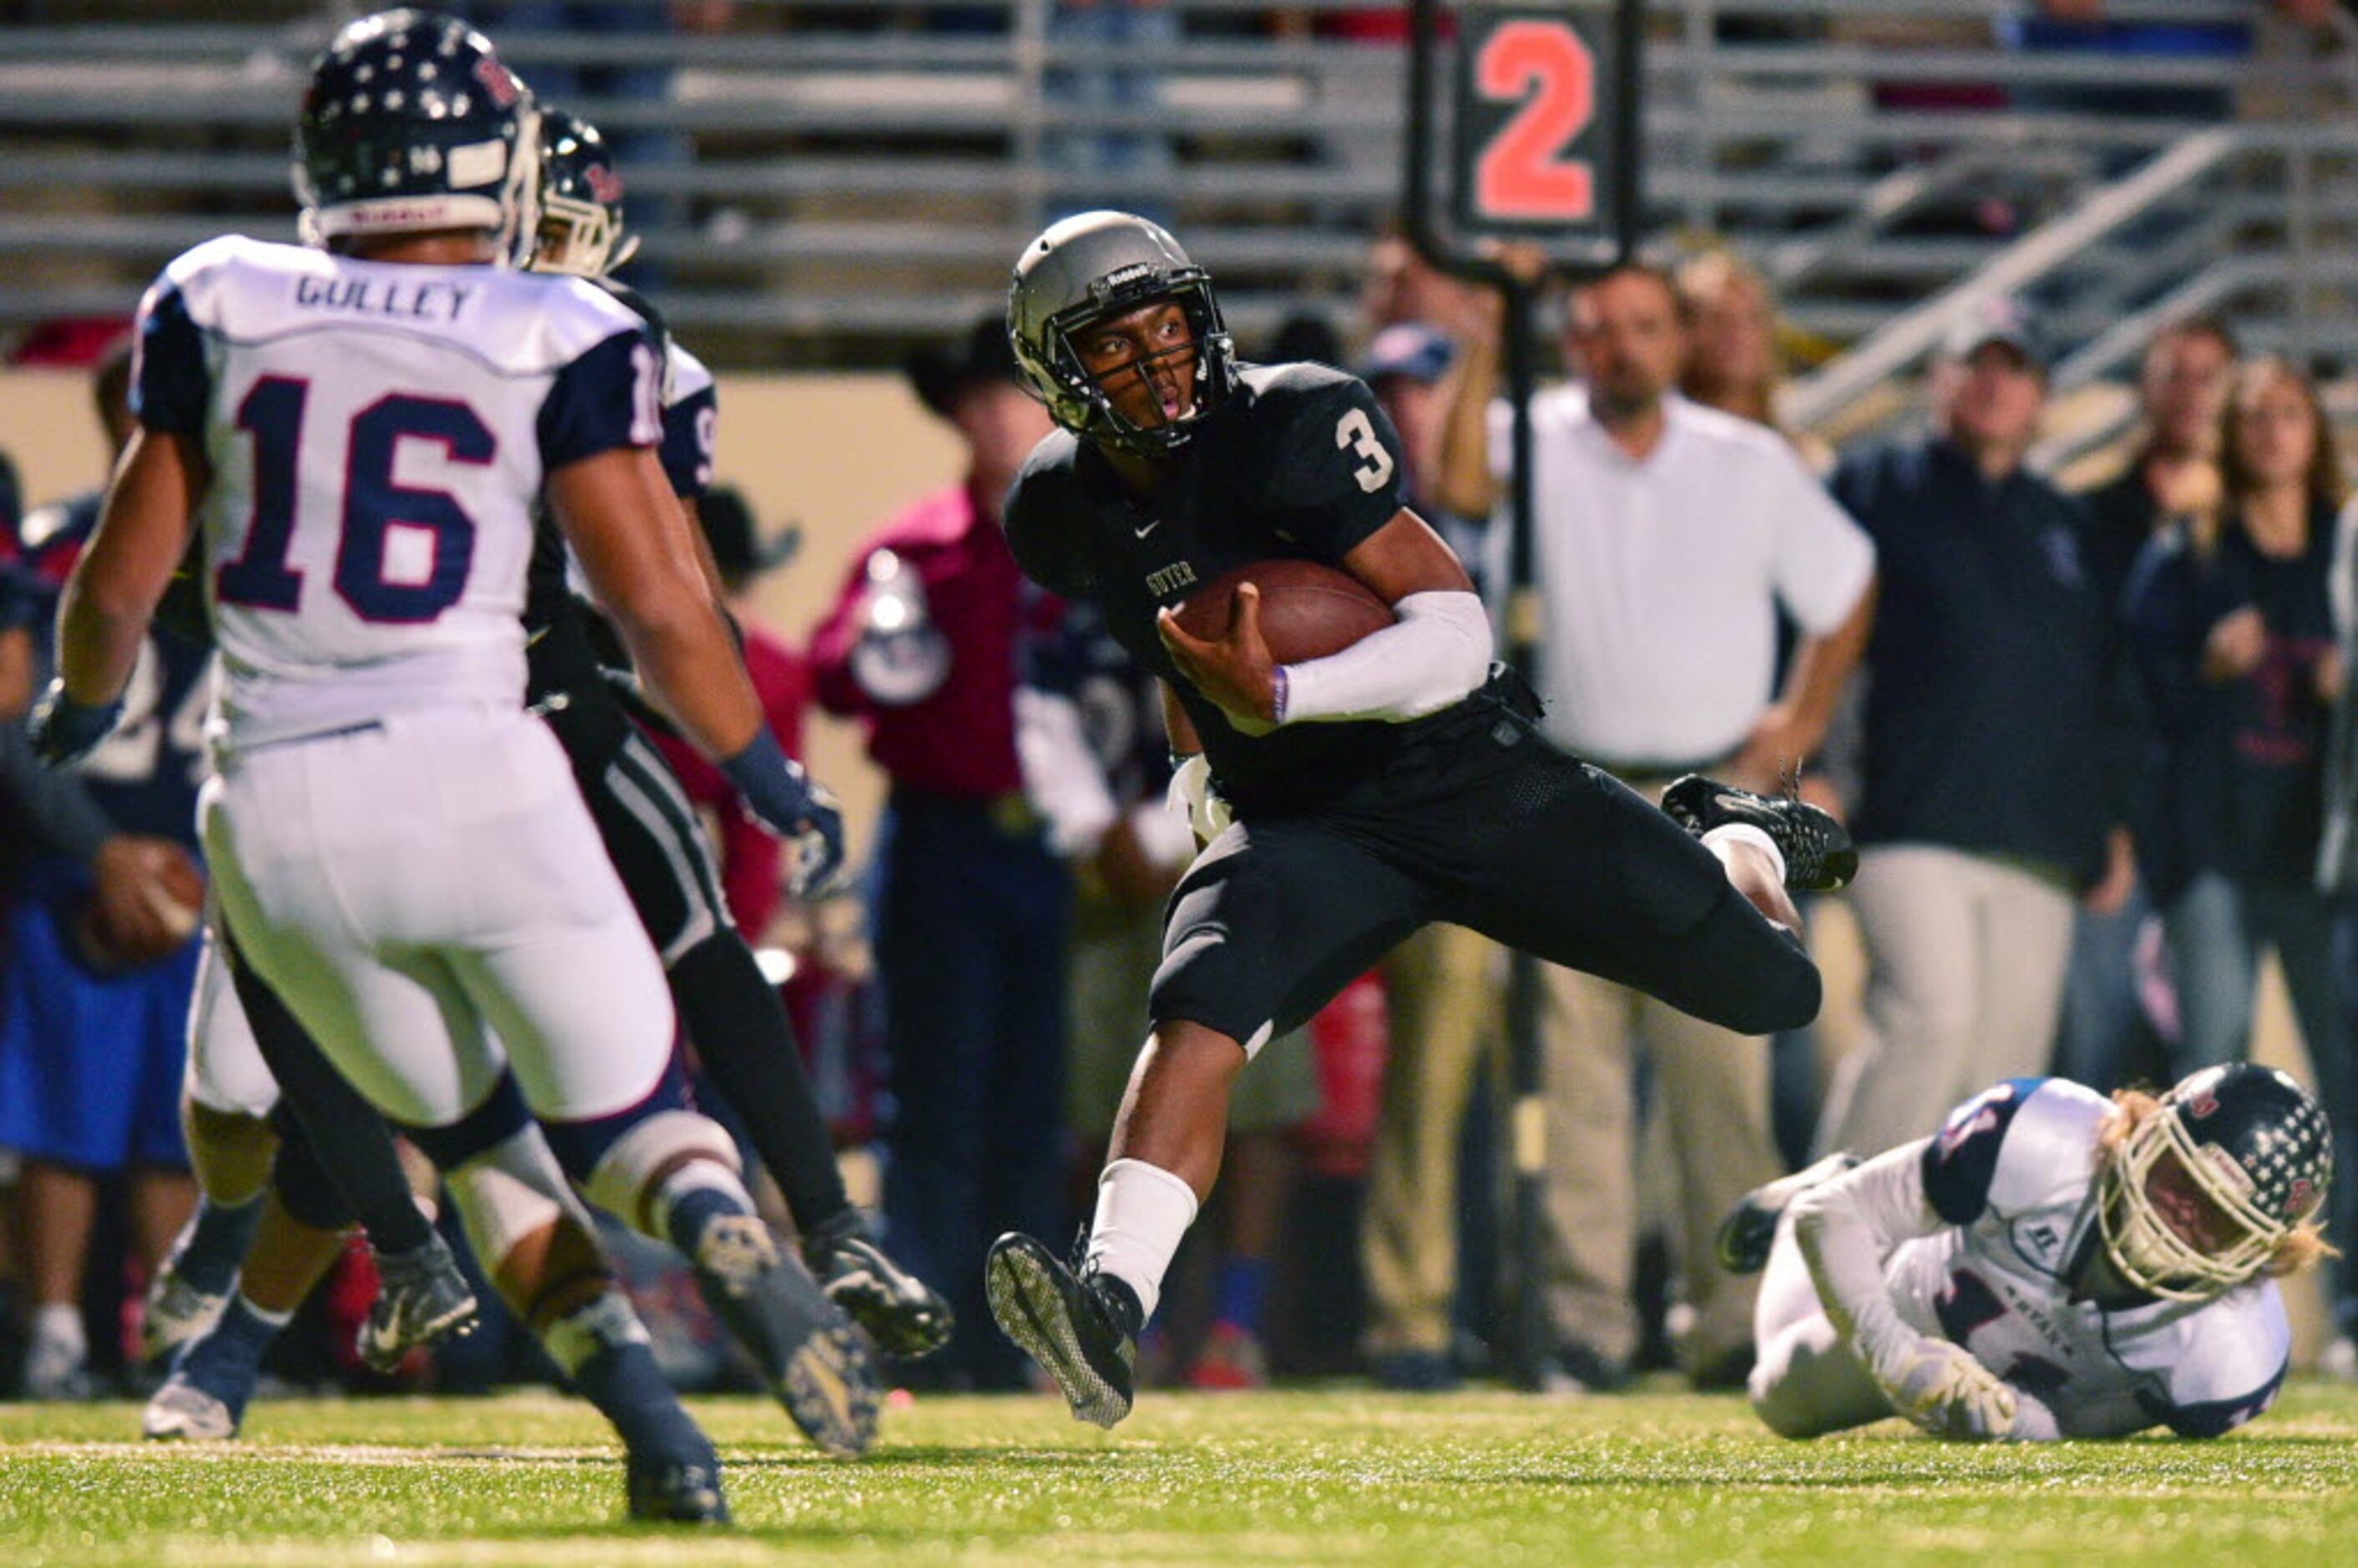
[1150,675,1820,1049]
[539,684,734,967]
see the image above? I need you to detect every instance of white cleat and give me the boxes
[143,1376,240,1442]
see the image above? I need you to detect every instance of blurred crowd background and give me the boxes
[4,0,2358,1406]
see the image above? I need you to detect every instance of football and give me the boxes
[72,852,205,973]
[1170,559,1394,665]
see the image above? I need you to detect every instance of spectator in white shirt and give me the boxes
[1434,261,1876,1389]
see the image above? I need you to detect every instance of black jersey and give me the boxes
[1004,361,1434,813]
[524,280,717,698]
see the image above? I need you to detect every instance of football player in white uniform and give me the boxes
[1723,1063,2334,1441]
[137,99,943,1448]
[30,8,875,1520]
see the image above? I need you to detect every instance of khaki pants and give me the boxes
[1358,923,1498,1358]
[1539,961,1780,1371]
[1817,844,2075,1158]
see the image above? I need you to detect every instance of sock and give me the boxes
[669,938,853,1233]
[30,1302,85,1362]
[169,1194,266,1297]
[544,1292,714,1466]
[1703,822,1785,886]
[173,1293,292,1419]
[1212,1257,1273,1336]
[662,1178,755,1263]
[1084,1159,1201,1324]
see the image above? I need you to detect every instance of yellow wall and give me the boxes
[0,367,969,852]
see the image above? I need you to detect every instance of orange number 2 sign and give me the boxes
[1470,19,1596,225]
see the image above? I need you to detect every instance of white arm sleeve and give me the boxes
[1278,589,1494,725]
[1789,1139,1946,1359]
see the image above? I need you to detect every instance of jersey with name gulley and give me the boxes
[1003,362,1425,812]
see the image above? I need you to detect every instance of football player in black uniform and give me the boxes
[519,107,952,1363]
[983,211,1855,1427]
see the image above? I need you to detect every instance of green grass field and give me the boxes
[3,1383,2355,1567]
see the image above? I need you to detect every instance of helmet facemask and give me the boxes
[529,109,639,278]
[1042,273,1245,455]
[2099,1099,2305,1301]
[534,187,638,278]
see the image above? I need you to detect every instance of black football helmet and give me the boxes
[1007,210,1237,458]
[530,106,638,278]
[293,8,537,256]
[2099,1063,2334,1300]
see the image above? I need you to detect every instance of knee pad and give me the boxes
[574,1110,743,1237]
[444,1125,596,1279]
[536,1054,692,1181]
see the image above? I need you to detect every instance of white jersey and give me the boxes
[132,235,662,749]
[1891,1077,2290,1439]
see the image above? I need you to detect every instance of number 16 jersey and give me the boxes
[133,235,663,750]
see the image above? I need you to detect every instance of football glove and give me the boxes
[27,680,123,770]
[1869,1333,2017,1441]
[720,729,847,896]
[1166,752,1233,844]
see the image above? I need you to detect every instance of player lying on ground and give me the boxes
[979,210,1858,1427]
[1721,1063,2335,1441]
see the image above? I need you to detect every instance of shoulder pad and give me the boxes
[1921,1078,2105,1224]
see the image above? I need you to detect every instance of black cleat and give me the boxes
[358,1232,480,1373]
[1663,775,1859,893]
[1714,1151,1863,1275]
[984,1232,1137,1429]
[804,1216,955,1360]
[625,1455,730,1525]
[691,1215,882,1457]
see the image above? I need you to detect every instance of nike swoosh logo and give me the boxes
[1134,520,1160,539]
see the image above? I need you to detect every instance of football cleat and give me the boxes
[141,1373,240,1442]
[1715,1151,1863,1275]
[142,1267,229,1367]
[691,1215,881,1457]
[984,1232,1138,1429]
[1662,775,1859,893]
[358,1232,481,1374]
[804,1217,955,1360]
[625,1455,731,1525]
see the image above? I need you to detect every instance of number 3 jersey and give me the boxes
[1002,362,1422,815]
[1892,1076,2290,1439]
[133,235,664,749]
